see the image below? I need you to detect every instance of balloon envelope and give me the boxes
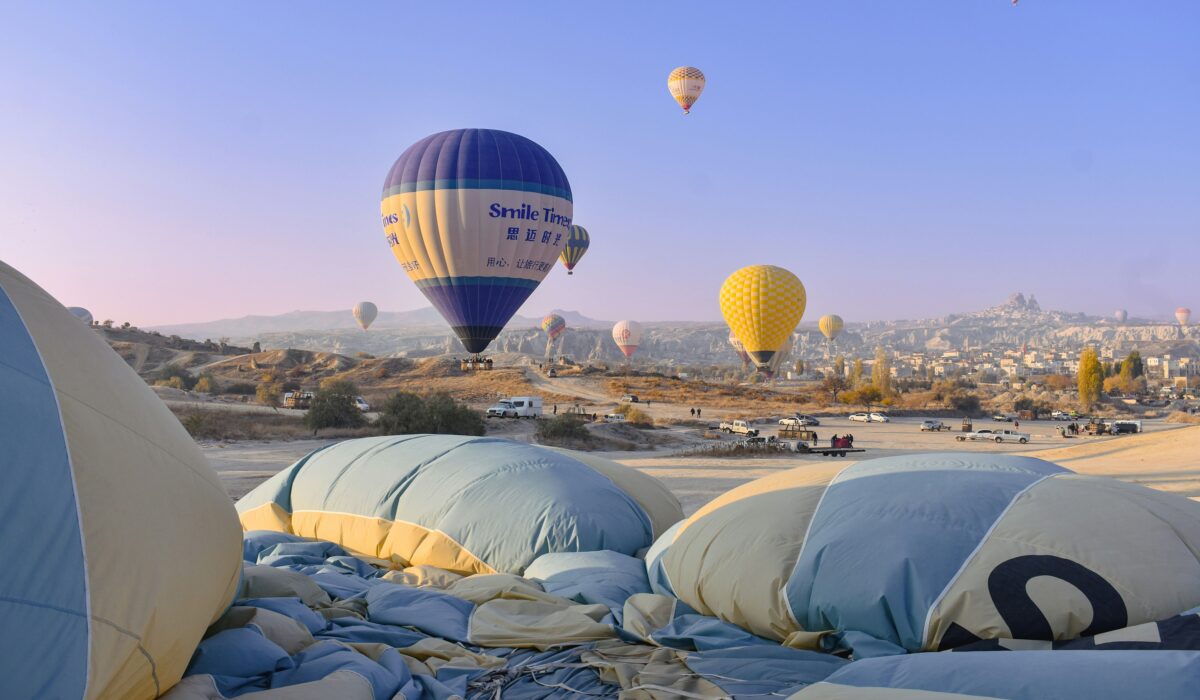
[1114,309,1128,323]
[1176,307,1192,326]
[352,301,378,330]
[612,320,643,358]
[818,314,844,341]
[66,306,93,325]
[667,66,706,114]
[728,328,750,365]
[542,313,567,341]
[381,129,573,354]
[719,265,807,370]
[559,225,589,275]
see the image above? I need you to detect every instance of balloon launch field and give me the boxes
[205,421,1200,511]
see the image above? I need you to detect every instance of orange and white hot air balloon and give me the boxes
[667,66,706,115]
[612,320,643,358]
[1177,307,1192,326]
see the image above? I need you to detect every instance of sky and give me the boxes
[1,1,1197,327]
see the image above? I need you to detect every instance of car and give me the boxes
[486,396,544,418]
[621,394,639,403]
[796,415,820,426]
[603,413,626,423]
[353,396,371,412]
[869,412,890,423]
[849,413,869,422]
[957,428,1029,444]
[852,412,889,423]
[779,417,802,427]
[547,368,558,378]
[920,419,948,431]
[992,414,1014,422]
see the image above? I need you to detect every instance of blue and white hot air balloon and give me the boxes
[380,129,573,355]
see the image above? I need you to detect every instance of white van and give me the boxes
[486,396,543,418]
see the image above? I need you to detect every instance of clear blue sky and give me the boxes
[2,1,1196,326]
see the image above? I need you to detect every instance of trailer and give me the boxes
[779,426,865,457]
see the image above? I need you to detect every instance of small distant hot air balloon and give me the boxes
[67,307,93,325]
[667,66,706,115]
[559,225,589,275]
[1177,307,1192,326]
[728,328,751,366]
[1114,309,1128,323]
[353,301,378,330]
[719,265,806,371]
[612,320,643,358]
[380,129,572,356]
[818,314,844,341]
[542,314,567,341]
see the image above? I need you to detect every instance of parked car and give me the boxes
[849,413,868,422]
[486,396,543,418]
[779,415,818,426]
[957,428,1029,444]
[869,412,890,423]
[920,419,949,431]
[603,413,626,423]
[992,414,1014,422]
[353,396,371,412]
[547,368,558,378]
[621,394,639,403]
[720,420,759,436]
[849,412,889,423]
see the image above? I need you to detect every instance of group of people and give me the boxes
[1058,422,1084,437]
[830,433,855,448]
[689,407,703,418]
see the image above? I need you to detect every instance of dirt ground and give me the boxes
[204,416,1200,514]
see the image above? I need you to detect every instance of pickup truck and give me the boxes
[956,428,1030,444]
[720,420,759,437]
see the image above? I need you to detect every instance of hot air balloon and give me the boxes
[1176,307,1192,326]
[728,328,751,366]
[612,320,643,358]
[1114,309,1128,323]
[818,314,844,341]
[542,313,567,341]
[66,307,93,325]
[667,66,706,115]
[719,265,807,371]
[380,129,572,356]
[352,301,378,330]
[559,225,589,275]
[542,313,567,359]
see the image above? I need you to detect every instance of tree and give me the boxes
[872,347,892,395]
[793,359,805,375]
[1077,347,1103,409]
[374,392,485,436]
[194,375,218,394]
[842,385,883,412]
[833,355,846,377]
[256,380,282,410]
[305,380,366,434]
[850,358,864,386]
[821,374,849,402]
[1121,351,1143,379]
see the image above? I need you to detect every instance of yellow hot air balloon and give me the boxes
[819,314,844,341]
[667,66,706,114]
[719,265,806,371]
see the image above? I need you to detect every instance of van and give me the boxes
[486,396,543,418]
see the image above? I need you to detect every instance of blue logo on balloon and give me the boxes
[403,204,411,228]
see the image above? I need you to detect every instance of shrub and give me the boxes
[536,414,591,443]
[193,375,218,394]
[950,392,981,415]
[256,381,282,409]
[155,364,196,390]
[375,391,484,436]
[223,382,256,395]
[613,404,653,426]
[305,381,366,434]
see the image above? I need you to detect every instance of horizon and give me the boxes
[3,2,1197,328]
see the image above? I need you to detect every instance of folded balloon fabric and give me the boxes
[163,532,1200,700]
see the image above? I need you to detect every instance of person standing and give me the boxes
[553,404,557,415]
[696,408,702,418]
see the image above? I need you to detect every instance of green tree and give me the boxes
[155,364,196,390]
[842,385,883,412]
[850,358,864,386]
[305,380,366,434]
[1077,347,1103,409]
[833,355,846,377]
[374,392,484,436]
[872,346,892,395]
[950,392,981,415]
[1121,351,1143,379]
